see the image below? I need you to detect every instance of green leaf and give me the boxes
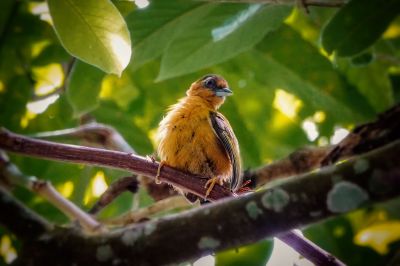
[47,0,131,75]
[339,60,394,112]
[66,60,105,116]
[322,0,400,57]
[0,0,14,37]
[157,4,291,81]
[126,0,214,70]
[215,240,273,266]
[351,52,374,67]
[256,25,375,121]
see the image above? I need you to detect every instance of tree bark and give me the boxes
[2,140,399,265]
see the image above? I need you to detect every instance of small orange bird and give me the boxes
[156,74,242,200]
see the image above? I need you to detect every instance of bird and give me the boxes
[155,74,242,201]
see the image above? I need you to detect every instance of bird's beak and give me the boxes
[215,87,233,97]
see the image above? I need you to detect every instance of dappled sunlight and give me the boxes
[354,221,400,254]
[313,111,326,123]
[100,74,139,109]
[270,111,292,130]
[0,235,17,264]
[109,33,131,72]
[0,80,4,93]
[83,171,108,205]
[29,1,52,24]
[27,94,59,114]
[383,20,400,39]
[302,119,319,142]
[301,111,326,142]
[330,127,350,145]
[32,63,64,96]
[20,110,37,129]
[273,89,302,119]
[57,181,74,198]
[134,0,150,9]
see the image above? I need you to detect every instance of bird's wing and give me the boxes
[210,111,242,191]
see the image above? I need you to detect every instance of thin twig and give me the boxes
[0,152,102,232]
[89,176,138,215]
[31,122,135,153]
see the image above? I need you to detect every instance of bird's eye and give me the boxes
[204,78,217,89]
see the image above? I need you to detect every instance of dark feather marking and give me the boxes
[209,111,242,191]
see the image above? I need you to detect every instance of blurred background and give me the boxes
[0,0,399,265]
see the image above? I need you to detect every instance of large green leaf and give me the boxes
[126,0,215,70]
[322,0,400,57]
[215,240,273,266]
[47,0,131,75]
[157,4,291,81]
[339,59,394,112]
[66,60,105,117]
[256,25,376,121]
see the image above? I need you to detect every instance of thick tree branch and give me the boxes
[0,128,343,265]
[13,141,400,265]
[0,187,52,242]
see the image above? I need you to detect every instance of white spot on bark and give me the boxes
[121,230,141,246]
[354,159,369,174]
[261,188,290,212]
[327,181,369,213]
[96,245,113,262]
[198,236,220,250]
[246,201,263,220]
[144,222,157,236]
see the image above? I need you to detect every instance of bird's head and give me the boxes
[187,74,233,109]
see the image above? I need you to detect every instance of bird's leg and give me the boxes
[204,177,222,198]
[155,161,166,185]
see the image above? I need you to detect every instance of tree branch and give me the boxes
[0,187,52,242]
[0,127,232,200]
[0,128,343,265]
[14,140,400,265]
[0,152,102,232]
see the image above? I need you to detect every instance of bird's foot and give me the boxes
[236,179,253,194]
[204,177,221,198]
[146,154,156,163]
[155,161,165,185]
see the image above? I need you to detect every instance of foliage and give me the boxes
[0,0,400,265]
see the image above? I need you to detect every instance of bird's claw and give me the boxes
[204,177,221,198]
[155,161,165,184]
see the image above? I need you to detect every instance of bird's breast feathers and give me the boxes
[156,98,231,178]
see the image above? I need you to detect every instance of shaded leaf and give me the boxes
[322,0,400,57]
[126,0,214,70]
[257,25,375,121]
[47,0,131,75]
[66,61,105,117]
[338,59,394,112]
[216,240,273,266]
[351,52,374,67]
[157,4,291,81]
